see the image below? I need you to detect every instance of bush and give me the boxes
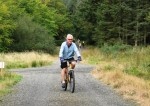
[11,15,55,54]
[55,40,64,46]
[101,43,132,57]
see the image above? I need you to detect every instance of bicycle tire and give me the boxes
[64,80,68,91]
[70,70,75,93]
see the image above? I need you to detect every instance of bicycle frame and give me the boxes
[65,61,74,82]
[63,60,77,93]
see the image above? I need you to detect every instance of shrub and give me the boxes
[101,44,132,57]
[12,15,55,54]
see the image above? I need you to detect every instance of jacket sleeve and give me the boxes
[73,43,81,57]
[59,43,64,57]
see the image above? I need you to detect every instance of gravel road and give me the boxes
[0,60,136,106]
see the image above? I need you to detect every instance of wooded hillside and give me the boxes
[0,0,150,53]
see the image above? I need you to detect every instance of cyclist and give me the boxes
[59,34,82,88]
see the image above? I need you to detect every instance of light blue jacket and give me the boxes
[59,41,81,59]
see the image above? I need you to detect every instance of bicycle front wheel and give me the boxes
[64,80,68,91]
[69,70,75,93]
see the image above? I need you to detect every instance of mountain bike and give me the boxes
[63,60,77,93]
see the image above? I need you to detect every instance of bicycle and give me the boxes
[62,60,78,93]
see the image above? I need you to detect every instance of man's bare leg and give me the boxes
[71,61,76,69]
[61,68,67,82]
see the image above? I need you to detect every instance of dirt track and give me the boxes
[0,60,136,106]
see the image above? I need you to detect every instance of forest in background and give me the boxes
[63,0,150,46]
[0,0,150,53]
[0,1,150,104]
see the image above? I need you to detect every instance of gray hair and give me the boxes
[66,34,73,39]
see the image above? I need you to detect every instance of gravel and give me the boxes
[0,60,136,106]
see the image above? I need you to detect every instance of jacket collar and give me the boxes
[66,41,72,47]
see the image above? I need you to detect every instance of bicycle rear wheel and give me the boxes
[69,70,75,93]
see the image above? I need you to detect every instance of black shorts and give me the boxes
[60,58,74,69]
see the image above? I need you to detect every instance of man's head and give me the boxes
[66,34,73,45]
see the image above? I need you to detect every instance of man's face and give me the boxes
[67,36,73,45]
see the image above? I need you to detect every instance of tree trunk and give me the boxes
[144,31,147,46]
[135,15,139,47]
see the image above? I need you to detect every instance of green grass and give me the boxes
[86,46,150,106]
[103,46,150,80]
[82,45,150,80]
[0,70,22,96]
[6,62,29,69]
[31,61,52,67]
[6,61,53,69]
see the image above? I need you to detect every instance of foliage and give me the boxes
[0,1,15,51]
[1,0,150,52]
[82,46,150,80]
[123,66,150,80]
[12,15,55,53]
[101,43,132,57]
[0,0,72,53]
[46,0,73,39]
[63,0,150,46]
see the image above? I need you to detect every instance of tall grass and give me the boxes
[0,51,57,69]
[82,46,150,106]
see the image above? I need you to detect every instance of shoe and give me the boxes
[62,82,66,88]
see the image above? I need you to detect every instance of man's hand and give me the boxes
[78,56,82,61]
[60,57,64,62]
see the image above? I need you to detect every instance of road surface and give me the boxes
[0,60,136,106]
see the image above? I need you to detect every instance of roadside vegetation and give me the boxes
[0,51,57,96]
[0,0,150,105]
[82,45,150,106]
[0,70,22,96]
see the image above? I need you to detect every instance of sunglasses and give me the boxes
[68,39,73,40]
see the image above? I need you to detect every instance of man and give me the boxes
[59,34,82,88]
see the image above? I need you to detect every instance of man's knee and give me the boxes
[62,68,66,71]
[62,68,67,72]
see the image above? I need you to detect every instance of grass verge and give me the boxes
[82,46,150,106]
[0,70,22,96]
[0,51,56,69]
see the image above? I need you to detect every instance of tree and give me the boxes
[71,0,101,44]
[12,15,55,53]
[46,0,73,40]
[0,2,15,51]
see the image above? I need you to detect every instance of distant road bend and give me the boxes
[0,60,136,106]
